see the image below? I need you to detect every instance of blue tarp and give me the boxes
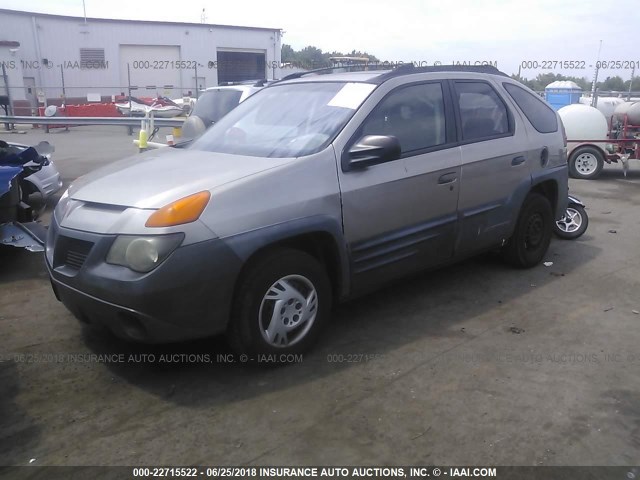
[0,166,23,197]
[0,145,40,196]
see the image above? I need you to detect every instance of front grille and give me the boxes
[65,249,88,269]
[58,237,94,270]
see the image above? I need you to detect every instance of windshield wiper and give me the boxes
[173,139,194,149]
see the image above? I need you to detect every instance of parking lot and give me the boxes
[1,126,639,467]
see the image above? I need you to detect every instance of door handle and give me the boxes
[438,172,458,184]
[512,156,526,166]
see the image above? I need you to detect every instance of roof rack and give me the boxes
[375,63,509,82]
[276,63,509,85]
[280,67,340,81]
[278,64,390,82]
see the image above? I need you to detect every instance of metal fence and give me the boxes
[0,62,203,117]
[0,115,184,127]
[0,85,197,117]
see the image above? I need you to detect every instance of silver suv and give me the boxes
[181,83,264,139]
[46,65,568,355]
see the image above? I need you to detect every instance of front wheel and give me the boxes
[554,204,588,240]
[227,248,332,356]
[569,146,604,180]
[502,193,553,268]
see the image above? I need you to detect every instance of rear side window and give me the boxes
[503,83,558,133]
[454,82,510,141]
[360,82,446,154]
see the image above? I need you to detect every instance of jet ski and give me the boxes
[115,96,184,118]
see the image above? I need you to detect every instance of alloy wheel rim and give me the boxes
[556,208,583,233]
[258,274,318,347]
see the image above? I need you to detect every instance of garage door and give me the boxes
[217,51,266,84]
[119,45,182,97]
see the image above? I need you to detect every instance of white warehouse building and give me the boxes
[0,8,282,114]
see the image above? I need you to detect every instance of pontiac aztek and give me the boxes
[46,65,568,355]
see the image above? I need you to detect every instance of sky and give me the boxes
[2,0,639,80]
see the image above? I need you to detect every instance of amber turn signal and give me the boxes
[145,191,211,227]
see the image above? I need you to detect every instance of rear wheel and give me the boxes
[503,193,553,268]
[227,248,332,356]
[569,146,604,180]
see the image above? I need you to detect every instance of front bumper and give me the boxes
[46,216,243,343]
[26,163,63,198]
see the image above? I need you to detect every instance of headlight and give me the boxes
[54,188,70,220]
[106,233,184,273]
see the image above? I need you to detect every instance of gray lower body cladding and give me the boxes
[46,218,243,343]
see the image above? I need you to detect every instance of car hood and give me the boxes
[68,148,291,208]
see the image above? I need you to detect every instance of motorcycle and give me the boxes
[554,195,588,240]
[0,140,53,252]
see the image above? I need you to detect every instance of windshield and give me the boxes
[190,89,243,125]
[189,82,376,158]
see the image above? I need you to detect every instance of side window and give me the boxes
[503,83,558,133]
[454,82,510,141]
[360,83,446,154]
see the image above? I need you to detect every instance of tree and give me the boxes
[623,77,640,92]
[281,44,379,69]
[511,74,536,90]
[597,76,626,92]
[281,44,296,63]
[296,46,325,68]
[514,73,590,92]
[567,76,590,91]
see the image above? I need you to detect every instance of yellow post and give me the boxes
[172,127,182,138]
[138,129,148,152]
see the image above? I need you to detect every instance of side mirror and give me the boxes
[343,135,401,171]
[182,115,207,139]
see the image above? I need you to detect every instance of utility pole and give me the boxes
[60,64,66,105]
[194,63,199,99]
[1,63,14,130]
[590,40,602,107]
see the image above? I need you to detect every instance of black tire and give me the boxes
[503,193,553,268]
[227,248,332,356]
[569,146,604,180]
[554,204,588,240]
